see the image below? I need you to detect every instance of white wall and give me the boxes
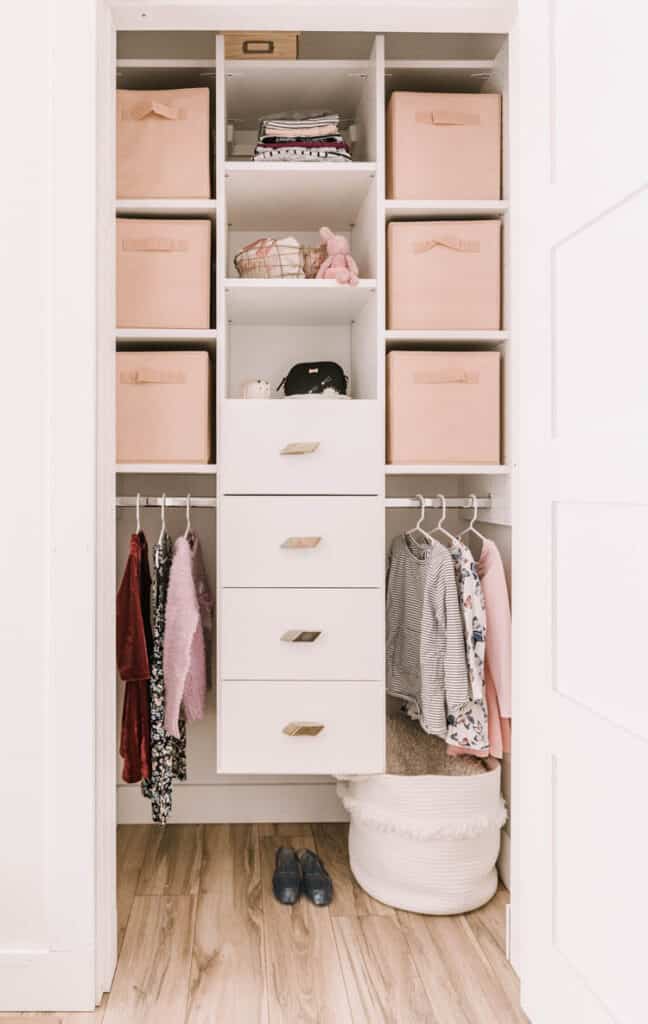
[0,0,98,1010]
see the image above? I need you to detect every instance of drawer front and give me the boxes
[219,681,385,774]
[221,589,383,680]
[220,400,381,495]
[220,496,383,588]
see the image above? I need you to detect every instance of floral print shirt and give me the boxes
[446,538,489,753]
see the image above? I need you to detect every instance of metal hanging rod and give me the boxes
[385,496,490,510]
[116,496,217,509]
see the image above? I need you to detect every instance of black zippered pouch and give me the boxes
[277,361,348,396]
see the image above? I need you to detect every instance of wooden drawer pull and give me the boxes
[280,441,320,455]
[280,536,321,550]
[283,722,325,737]
[281,630,322,643]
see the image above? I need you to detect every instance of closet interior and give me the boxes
[111,27,513,901]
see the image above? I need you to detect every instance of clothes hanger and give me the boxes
[406,493,434,549]
[184,493,192,539]
[430,494,458,545]
[158,493,167,545]
[459,494,487,545]
[135,492,141,535]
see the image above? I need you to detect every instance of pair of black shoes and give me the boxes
[272,847,333,907]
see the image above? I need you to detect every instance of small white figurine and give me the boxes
[242,378,271,399]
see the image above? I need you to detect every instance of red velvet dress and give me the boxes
[116,532,153,783]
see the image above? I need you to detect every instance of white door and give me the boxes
[516,3,648,1022]
[0,0,100,1011]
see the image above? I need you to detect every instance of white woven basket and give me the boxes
[337,760,506,915]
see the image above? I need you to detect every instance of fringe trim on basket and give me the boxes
[336,785,508,842]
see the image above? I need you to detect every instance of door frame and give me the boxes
[95,0,520,1005]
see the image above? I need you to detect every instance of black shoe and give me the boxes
[296,848,333,907]
[272,846,301,905]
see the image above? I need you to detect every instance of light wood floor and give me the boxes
[6,823,527,1024]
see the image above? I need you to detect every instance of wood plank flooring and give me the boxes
[2,824,527,1023]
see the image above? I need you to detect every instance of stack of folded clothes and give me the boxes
[253,111,352,162]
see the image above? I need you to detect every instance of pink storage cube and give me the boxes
[116,351,211,464]
[386,92,501,199]
[387,220,501,330]
[116,219,211,329]
[117,88,211,199]
[387,351,500,465]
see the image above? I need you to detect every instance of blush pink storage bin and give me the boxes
[387,220,501,330]
[116,219,211,329]
[386,91,501,200]
[116,88,211,199]
[116,351,211,464]
[386,351,501,465]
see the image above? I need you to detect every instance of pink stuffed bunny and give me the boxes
[316,226,359,286]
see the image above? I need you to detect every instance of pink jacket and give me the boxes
[478,537,512,757]
[164,532,213,738]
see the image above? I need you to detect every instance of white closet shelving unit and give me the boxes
[112,27,512,804]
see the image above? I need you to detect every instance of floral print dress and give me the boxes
[141,531,186,823]
[446,538,489,754]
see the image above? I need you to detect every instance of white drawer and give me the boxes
[220,496,383,588]
[221,589,383,680]
[220,400,381,494]
[219,680,385,775]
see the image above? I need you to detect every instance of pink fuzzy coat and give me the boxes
[164,532,213,738]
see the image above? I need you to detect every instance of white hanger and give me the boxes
[406,493,434,548]
[158,493,167,545]
[135,492,141,534]
[430,494,457,544]
[184,493,192,538]
[459,494,486,544]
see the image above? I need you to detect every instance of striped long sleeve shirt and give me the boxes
[386,533,470,737]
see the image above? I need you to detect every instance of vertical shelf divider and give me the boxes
[214,32,227,773]
[373,34,387,770]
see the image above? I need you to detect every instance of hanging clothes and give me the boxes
[477,537,512,758]
[446,538,489,754]
[164,531,213,739]
[141,531,186,823]
[116,531,153,784]
[386,532,471,738]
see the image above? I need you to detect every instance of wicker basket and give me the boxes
[234,237,304,279]
[234,237,327,279]
[337,761,506,914]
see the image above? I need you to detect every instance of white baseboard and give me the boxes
[498,828,511,889]
[117,782,348,824]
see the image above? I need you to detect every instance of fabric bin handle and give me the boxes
[128,99,184,121]
[243,39,275,54]
[120,370,186,385]
[121,237,189,253]
[414,370,479,385]
[415,110,481,126]
[413,237,481,255]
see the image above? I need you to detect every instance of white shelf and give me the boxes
[225,163,376,230]
[385,464,510,476]
[386,330,508,346]
[385,199,507,221]
[116,198,218,219]
[116,329,218,343]
[116,464,217,475]
[225,278,376,325]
